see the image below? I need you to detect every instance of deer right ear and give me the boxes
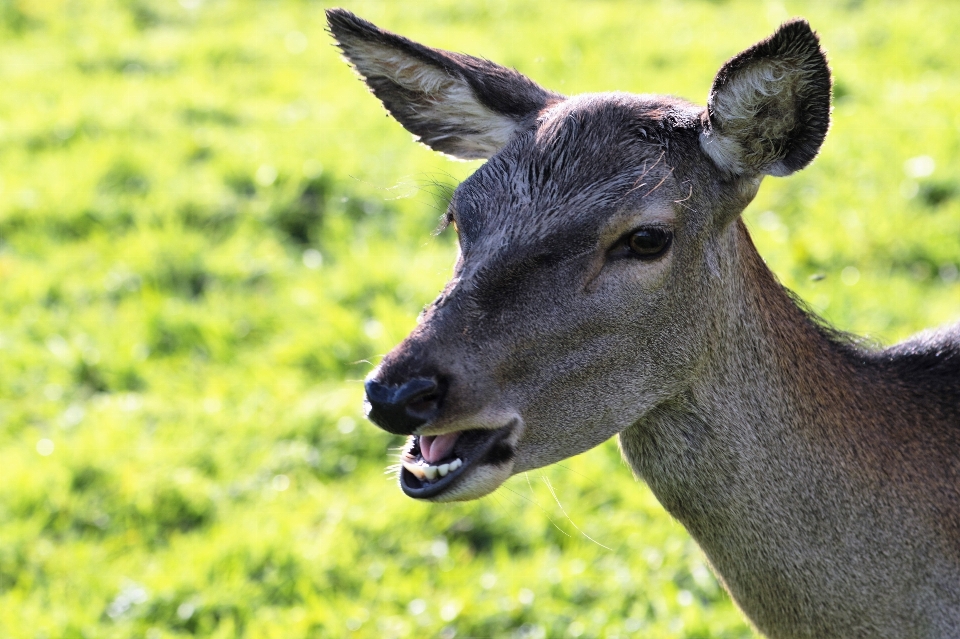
[699,19,831,178]
[326,9,561,161]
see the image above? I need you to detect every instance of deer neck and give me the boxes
[618,218,879,608]
[617,219,960,635]
[620,219,865,489]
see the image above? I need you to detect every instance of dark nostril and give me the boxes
[370,377,437,406]
[364,376,444,435]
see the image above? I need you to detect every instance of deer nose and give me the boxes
[363,376,444,435]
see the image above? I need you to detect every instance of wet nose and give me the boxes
[363,376,444,435]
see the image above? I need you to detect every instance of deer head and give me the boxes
[327,9,830,502]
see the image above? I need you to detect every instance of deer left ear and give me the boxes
[326,9,561,161]
[699,19,831,178]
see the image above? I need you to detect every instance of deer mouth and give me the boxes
[398,423,516,499]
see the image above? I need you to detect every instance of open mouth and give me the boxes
[399,423,515,499]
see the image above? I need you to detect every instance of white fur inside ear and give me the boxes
[701,60,807,176]
[700,128,748,175]
[418,81,523,159]
[343,42,521,159]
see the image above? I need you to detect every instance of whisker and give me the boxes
[623,182,647,198]
[552,462,589,480]
[343,173,423,204]
[642,165,674,198]
[500,481,572,539]
[637,152,664,182]
[622,151,666,200]
[674,182,694,204]
[488,491,513,517]
[495,487,523,509]
[673,182,699,214]
[541,475,612,551]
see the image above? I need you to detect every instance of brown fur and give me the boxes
[328,9,960,637]
[622,222,960,635]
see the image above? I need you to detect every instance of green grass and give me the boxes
[0,0,957,637]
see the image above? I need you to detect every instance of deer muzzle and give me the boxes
[363,375,443,435]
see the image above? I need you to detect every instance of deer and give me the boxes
[326,9,960,638]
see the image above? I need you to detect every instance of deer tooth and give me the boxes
[402,459,426,479]
[402,457,463,483]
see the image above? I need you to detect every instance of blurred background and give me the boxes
[0,0,957,637]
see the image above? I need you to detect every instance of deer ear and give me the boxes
[326,9,561,160]
[699,19,831,177]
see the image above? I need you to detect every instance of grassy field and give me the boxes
[0,0,957,637]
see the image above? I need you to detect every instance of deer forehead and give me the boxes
[450,93,704,254]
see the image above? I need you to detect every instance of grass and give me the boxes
[0,0,957,637]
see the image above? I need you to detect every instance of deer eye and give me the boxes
[626,228,672,259]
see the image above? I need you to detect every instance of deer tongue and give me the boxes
[420,433,459,464]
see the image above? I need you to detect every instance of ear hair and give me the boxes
[699,19,832,177]
[326,9,561,160]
